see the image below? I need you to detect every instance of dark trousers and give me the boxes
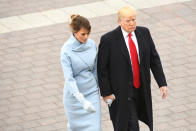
[127,86,140,131]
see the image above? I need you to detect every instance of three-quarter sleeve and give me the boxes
[61,52,79,95]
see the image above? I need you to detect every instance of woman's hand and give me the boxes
[73,92,96,113]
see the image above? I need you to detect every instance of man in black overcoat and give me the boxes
[97,6,168,131]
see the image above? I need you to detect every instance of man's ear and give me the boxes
[118,19,121,25]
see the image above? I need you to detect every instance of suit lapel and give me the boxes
[115,26,145,67]
[135,28,145,65]
[115,27,132,67]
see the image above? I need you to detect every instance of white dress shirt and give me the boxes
[121,27,140,63]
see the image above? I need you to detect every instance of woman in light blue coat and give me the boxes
[60,14,101,131]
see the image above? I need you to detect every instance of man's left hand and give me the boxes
[160,86,167,99]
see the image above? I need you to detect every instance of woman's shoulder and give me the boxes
[61,38,74,55]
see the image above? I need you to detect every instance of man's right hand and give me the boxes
[103,94,115,103]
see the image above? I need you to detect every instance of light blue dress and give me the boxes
[60,34,101,131]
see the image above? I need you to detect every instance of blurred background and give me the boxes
[0,0,196,130]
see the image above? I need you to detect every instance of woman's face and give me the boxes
[74,28,90,43]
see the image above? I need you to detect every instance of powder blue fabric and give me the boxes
[60,34,101,131]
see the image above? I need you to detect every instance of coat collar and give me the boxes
[135,27,145,64]
[115,26,144,66]
[121,27,136,40]
[115,26,132,66]
[69,34,95,71]
[70,34,91,52]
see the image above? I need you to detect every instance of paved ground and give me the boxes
[0,0,196,131]
[0,0,102,18]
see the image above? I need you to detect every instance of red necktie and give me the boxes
[128,33,140,88]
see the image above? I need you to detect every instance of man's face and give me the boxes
[119,15,136,33]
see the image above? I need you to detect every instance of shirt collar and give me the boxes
[121,27,136,39]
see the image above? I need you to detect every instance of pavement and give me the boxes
[0,0,196,130]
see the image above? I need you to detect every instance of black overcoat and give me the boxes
[97,26,167,131]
